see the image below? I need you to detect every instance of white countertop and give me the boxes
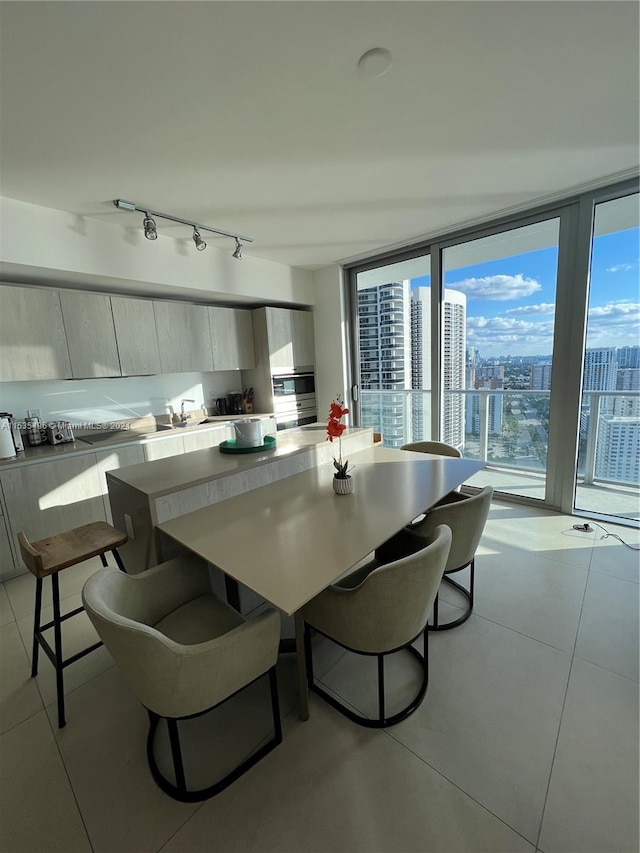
[106,427,372,499]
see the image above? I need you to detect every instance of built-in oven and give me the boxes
[272,372,315,400]
[275,409,318,431]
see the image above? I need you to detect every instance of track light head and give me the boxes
[143,213,157,241]
[232,238,243,260]
[193,227,207,252]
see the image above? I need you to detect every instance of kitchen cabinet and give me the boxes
[256,306,315,372]
[0,284,72,381]
[182,425,232,454]
[154,301,213,374]
[95,444,146,523]
[143,434,185,461]
[111,297,161,375]
[0,514,15,583]
[209,307,256,370]
[59,291,121,378]
[0,454,106,547]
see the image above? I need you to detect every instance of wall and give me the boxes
[0,372,242,425]
[312,265,350,421]
[0,197,315,306]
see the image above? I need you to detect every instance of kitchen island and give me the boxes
[106,426,373,572]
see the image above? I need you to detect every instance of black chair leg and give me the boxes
[167,718,187,795]
[111,548,127,573]
[377,654,385,723]
[51,574,66,729]
[269,667,283,744]
[99,553,108,567]
[31,577,43,678]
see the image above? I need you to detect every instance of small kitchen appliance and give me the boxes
[215,397,228,415]
[0,413,24,453]
[46,421,75,445]
[0,418,16,460]
[26,416,45,446]
[227,392,244,415]
[234,418,264,448]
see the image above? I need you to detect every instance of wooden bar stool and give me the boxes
[17,521,128,729]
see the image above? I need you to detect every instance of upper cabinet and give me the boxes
[0,284,72,381]
[255,306,315,372]
[154,300,213,374]
[111,297,161,376]
[59,291,121,378]
[209,307,256,371]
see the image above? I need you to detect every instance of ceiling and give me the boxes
[1,1,638,271]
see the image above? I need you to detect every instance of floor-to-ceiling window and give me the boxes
[348,179,639,526]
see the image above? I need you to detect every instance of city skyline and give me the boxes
[411,227,639,359]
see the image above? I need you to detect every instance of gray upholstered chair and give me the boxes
[82,555,282,802]
[301,524,452,728]
[401,440,461,458]
[376,486,493,630]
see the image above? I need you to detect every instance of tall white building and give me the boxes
[530,363,553,390]
[412,287,466,449]
[595,417,640,484]
[617,346,640,369]
[583,348,617,391]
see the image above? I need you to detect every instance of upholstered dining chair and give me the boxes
[300,524,452,728]
[376,486,493,630]
[82,554,282,802]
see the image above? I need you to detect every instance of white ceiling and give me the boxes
[1,1,638,271]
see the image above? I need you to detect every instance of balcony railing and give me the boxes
[360,388,640,497]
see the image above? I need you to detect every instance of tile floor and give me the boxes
[0,500,638,853]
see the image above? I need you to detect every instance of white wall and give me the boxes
[0,371,242,425]
[312,265,350,422]
[0,197,315,306]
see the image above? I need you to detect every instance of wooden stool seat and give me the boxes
[18,521,127,729]
[19,522,128,578]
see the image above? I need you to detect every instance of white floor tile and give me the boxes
[160,699,535,853]
[589,529,640,584]
[0,711,91,852]
[4,555,106,620]
[574,572,639,681]
[16,591,115,709]
[0,583,14,626]
[539,658,639,853]
[469,549,588,651]
[0,621,43,735]
[483,506,595,569]
[46,667,198,853]
[322,615,571,844]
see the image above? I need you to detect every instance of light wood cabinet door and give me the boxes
[0,514,17,582]
[292,309,315,368]
[154,301,213,374]
[143,435,185,461]
[0,284,72,381]
[60,291,121,378]
[182,426,232,454]
[264,307,314,370]
[209,307,256,370]
[0,454,106,546]
[111,297,161,375]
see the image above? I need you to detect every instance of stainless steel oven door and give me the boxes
[275,410,318,431]
[272,373,315,397]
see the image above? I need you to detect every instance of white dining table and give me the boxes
[157,446,484,718]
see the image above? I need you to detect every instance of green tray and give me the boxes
[219,435,277,454]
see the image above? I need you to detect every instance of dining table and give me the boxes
[156,445,485,719]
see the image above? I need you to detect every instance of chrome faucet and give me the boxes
[180,399,195,425]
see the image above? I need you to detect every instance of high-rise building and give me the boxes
[413,287,466,449]
[616,368,640,391]
[595,417,640,484]
[617,346,640,369]
[583,348,617,391]
[530,363,553,390]
[357,280,412,447]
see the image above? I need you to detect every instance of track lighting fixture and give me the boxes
[114,199,252,259]
[193,227,206,252]
[142,213,157,241]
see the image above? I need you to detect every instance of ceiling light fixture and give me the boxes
[142,212,158,241]
[114,199,252,258]
[193,227,206,252]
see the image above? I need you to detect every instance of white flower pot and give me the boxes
[332,475,353,495]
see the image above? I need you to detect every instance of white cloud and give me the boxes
[505,303,555,316]
[466,315,554,347]
[448,274,542,301]
[606,263,633,273]
[586,300,640,345]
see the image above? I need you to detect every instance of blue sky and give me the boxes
[411,228,640,358]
